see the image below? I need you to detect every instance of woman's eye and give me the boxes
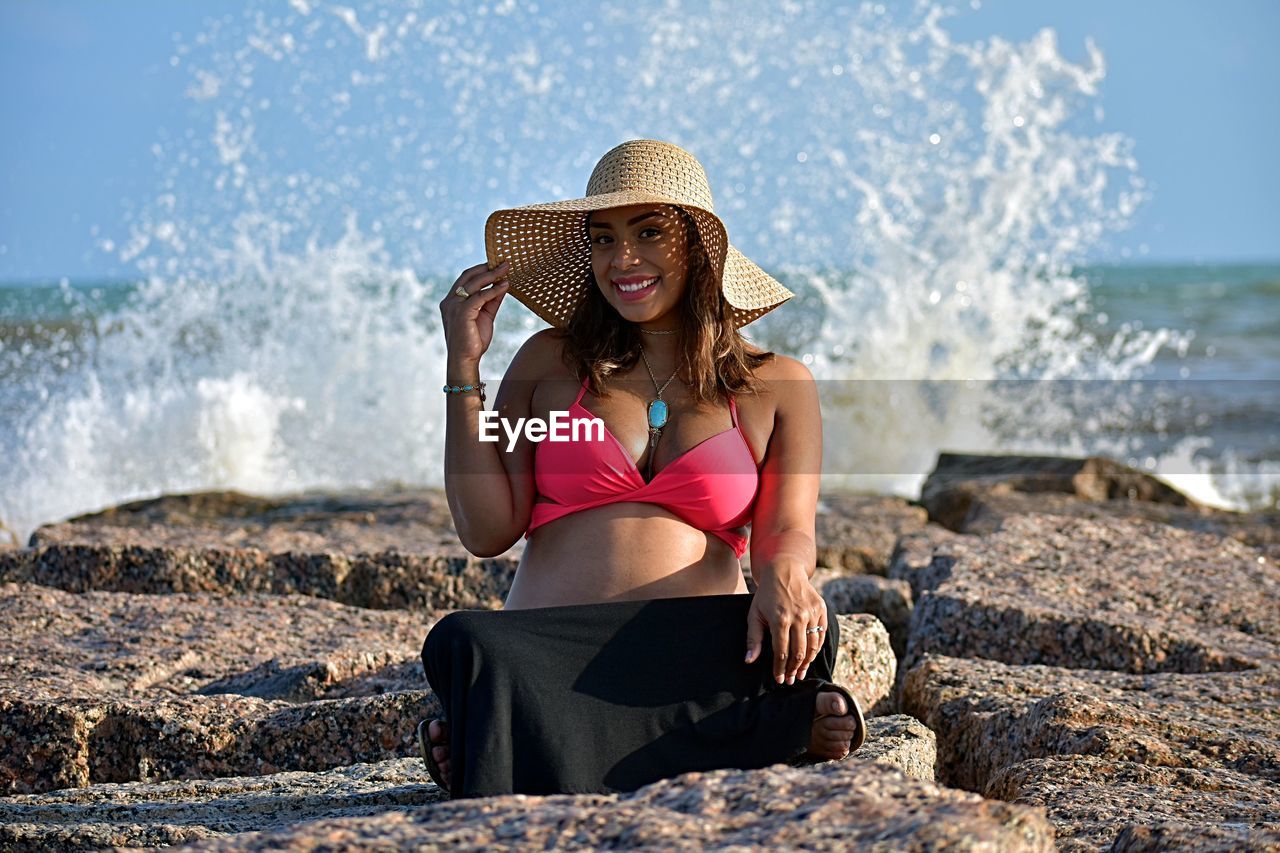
[591,227,662,246]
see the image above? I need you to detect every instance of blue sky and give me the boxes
[1,0,1277,282]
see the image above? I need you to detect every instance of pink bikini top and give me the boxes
[524,375,759,558]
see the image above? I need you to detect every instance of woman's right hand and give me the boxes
[438,260,511,369]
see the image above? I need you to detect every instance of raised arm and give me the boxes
[443,328,554,557]
[742,355,826,685]
[438,259,541,558]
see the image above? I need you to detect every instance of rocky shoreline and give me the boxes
[0,452,1276,850]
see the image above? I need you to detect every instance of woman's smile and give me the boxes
[613,275,661,301]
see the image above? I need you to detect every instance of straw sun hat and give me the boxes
[483,139,794,330]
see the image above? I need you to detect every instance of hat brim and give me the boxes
[484,191,793,330]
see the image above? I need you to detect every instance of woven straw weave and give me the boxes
[484,139,793,330]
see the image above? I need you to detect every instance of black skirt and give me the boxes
[421,591,841,799]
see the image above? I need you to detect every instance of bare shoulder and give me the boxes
[751,351,815,393]
[504,327,569,382]
[734,351,815,463]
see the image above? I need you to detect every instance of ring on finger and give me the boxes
[453,285,469,299]
[805,625,825,635]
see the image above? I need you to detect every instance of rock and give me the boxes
[859,715,936,782]
[813,494,929,575]
[0,715,941,849]
[902,513,1279,674]
[0,758,439,850]
[887,524,972,602]
[0,583,441,794]
[31,487,461,552]
[959,488,1280,557]
[0,583,430,704]
[903,651,1280,845]
[0,543,515,614]
[919,452,1280,557]
[894,458,1280,849]
[986,755,1280,851]
[831,614,896,716]
[0,690,439,797]
[921,454,1195,521]
[198,659,429,703]
[817,570,913,658]
[1110,822,1280,852]
[0,487,519,611]
[0,697,99,795]
[177,760,1054,851]
[901,654,1280,797]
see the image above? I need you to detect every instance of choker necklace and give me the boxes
[639,327,677,335]
[638,346,680,481]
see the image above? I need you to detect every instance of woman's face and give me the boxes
[587,203,691,329]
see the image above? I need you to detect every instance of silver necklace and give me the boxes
[638,346,681,481]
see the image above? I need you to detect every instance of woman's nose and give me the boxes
[610,239,640,268]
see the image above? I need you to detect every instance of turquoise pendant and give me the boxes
[647,399,669,429]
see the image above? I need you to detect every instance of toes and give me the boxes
[817,714,858,734]
[433,746,452,787]
[813,727,853,748]
[425,719,452,789]
[804,740,847,761]
[810,692,857,761]
[807,694,856,761]
[818,690,847,718]
[811,733,852,760]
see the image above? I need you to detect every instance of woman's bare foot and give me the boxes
[426,718,451,790]
[804,689,860,761]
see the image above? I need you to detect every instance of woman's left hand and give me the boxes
[744,566,828,684]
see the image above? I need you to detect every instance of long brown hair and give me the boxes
[557,206,775,403]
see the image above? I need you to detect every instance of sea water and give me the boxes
[1,1,1276,546]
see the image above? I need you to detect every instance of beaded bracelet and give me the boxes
[442,380,486,403]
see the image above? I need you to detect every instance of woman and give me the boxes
[420,139,865,799]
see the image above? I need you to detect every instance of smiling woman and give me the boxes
[421,138,865,799]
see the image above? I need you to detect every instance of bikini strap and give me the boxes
[573,375,590,406]
[728,394,739,428]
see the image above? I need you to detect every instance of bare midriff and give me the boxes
[503,502,748,610]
